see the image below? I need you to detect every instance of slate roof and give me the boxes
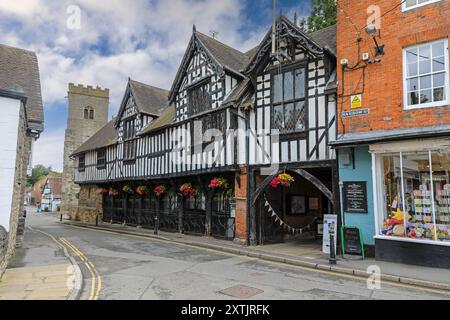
[46,176,62,198]
[0,44,44,131]
[195,31,250,74]
[140,105,176,135]
[129,80,169,116]
[72,119,117,156]
[309,24,337,56]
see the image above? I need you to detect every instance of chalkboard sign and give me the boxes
[343,181,368,213]
[341,226,364,258]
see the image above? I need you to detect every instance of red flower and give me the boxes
[270,177,281,188]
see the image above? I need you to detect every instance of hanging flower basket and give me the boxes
[269,173,295,189]
[122,184,134,194]
[180,183,196,199]
[208,177,229,190]
[153,185,167,197]
[136,185,150,196]
[96,188,109,195]
[108,188,119,196]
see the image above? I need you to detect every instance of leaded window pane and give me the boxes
[284,71,294,101]
[273,73,283,103]
[294,69,305,99]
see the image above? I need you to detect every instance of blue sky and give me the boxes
[0,0,311,171]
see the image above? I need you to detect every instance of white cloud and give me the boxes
[33,128,66,172]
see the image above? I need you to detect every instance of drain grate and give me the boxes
[219,285,264,299]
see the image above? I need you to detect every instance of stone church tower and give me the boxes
[61,83,109,219]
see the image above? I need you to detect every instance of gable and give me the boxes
[245,16,328,77]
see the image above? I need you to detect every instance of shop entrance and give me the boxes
[255,167,334,248]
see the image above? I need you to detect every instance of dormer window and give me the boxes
[84,107,94,120]
[189,80,211,115]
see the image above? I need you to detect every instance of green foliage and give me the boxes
[27,164,60,186]
[307,0,337,32]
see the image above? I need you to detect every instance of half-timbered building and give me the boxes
[71,17,337,247]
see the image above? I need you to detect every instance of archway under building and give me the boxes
[253,167,335,252]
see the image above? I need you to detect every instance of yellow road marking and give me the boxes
[60,237,102,300]
[65,224,450,297]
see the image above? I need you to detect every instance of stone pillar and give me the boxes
[234,165,249,245]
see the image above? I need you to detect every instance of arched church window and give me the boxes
[84,107,94,120]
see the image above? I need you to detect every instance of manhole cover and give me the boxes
[219,285,264,299]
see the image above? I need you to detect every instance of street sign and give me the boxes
[322,214,338,255]
[341,108,369,118]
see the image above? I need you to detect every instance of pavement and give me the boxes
[0,213,82,300]
[62,218,450,292]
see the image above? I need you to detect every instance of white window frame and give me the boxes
[402,38,450,110]
[370,139,450,247]
[402,0,441,12]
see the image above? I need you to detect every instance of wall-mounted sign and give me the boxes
[341,108,369,118]
[343,181,368,213]
[341,226,365,258]
[351,94,362,109]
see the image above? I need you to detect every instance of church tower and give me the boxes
[61,83,109,219]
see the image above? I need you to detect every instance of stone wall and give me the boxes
[0,105,31,277]
[61,84,109,220]
[73,184,103,223]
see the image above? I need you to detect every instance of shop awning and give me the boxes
[329,125,450,148]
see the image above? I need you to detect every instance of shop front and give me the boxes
[371,139,450,268]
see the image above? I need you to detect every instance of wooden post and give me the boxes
[179,196,185,233]
[123,194,128,225]
[205,191,212,236]
[138,196,143,227]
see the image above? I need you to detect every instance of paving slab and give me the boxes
[0,224,81,300]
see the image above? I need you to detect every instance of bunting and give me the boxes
[263,195,316,235]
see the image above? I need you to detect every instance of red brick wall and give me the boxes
[234,166,248,243]
[337,0,450,134]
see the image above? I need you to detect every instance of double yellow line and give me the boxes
[60,237,102,300]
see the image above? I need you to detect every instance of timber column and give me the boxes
[61,84,109,220]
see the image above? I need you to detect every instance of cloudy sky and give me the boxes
[0,0,311,171]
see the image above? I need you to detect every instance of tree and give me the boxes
[307,0,337,32]
[27,165,52,186]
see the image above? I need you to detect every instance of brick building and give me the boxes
[332,0,450,267]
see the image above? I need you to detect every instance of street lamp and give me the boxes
[365,24,384,57]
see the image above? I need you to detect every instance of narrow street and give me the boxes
[24,211,449,300]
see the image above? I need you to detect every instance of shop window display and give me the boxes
[378,150,450,242]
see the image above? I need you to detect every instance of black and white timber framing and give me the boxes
[71,17,338,241]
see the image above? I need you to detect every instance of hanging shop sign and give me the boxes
[343,181,368,213]
[341,226,365,259]
[351,94,362,109]
[322,214,338,255]
[341,108,369,118]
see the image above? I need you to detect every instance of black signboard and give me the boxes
[343,181,368,213]
[341,226,364,258]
